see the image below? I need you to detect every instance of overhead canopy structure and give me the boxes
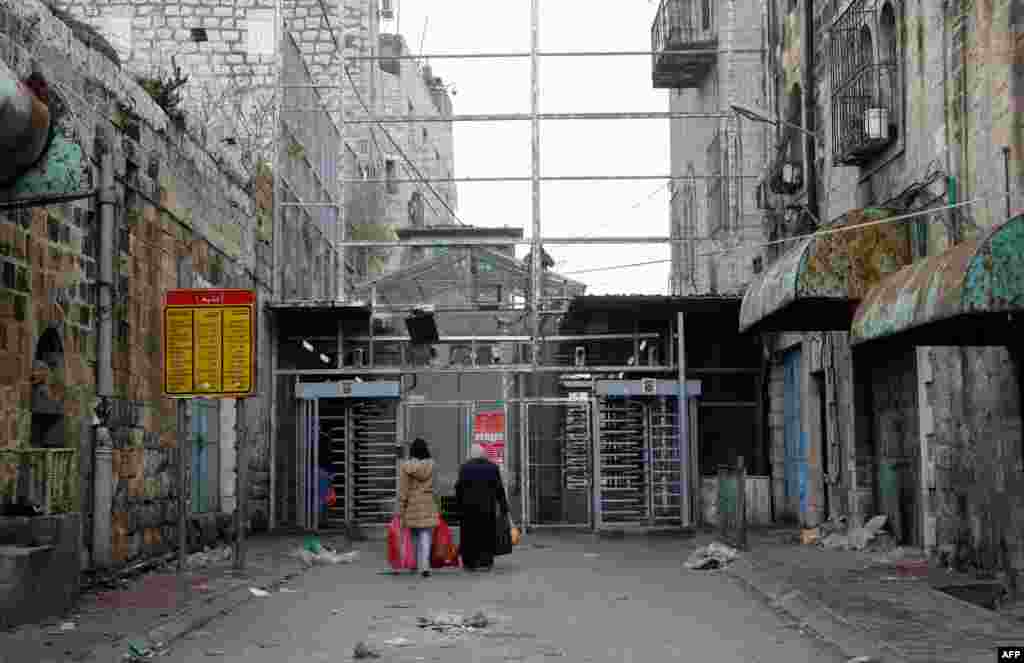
[739,208,913,334]
[267,300,371,338]
[851,214,1024,347]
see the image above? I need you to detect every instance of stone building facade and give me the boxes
[0,0,334,604]
[665,0,772,296]
[52,0,457,282]
[744,0,1024,585]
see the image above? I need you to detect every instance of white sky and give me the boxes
[386,1,672,295]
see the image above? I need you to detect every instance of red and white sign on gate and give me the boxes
[472,407,506,472]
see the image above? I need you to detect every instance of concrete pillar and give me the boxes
[91,425,113,568]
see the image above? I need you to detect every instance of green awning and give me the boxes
[851,214,1024,347]
[739,208,912,334]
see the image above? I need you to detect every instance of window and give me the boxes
[829,0,902,166]
[190,400,219,514]
[385,159,398,194]
[408,191,424,227]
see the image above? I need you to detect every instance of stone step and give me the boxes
[0,545,55,584]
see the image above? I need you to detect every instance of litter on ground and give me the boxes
[684,542,740,570]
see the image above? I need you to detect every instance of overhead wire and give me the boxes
[311,0,466,226]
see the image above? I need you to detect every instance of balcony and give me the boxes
[832,63,898,165]
[651,0,717,89]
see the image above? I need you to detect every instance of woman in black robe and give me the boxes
[455,444,509,571]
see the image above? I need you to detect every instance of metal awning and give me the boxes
[267,300,372,338]
[739,208,912,334]
[851,214,1024,347]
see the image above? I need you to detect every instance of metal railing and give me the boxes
[652,0,716,57]
[717,455,747,549]
[831,62,898,165]
[0,448,78,515]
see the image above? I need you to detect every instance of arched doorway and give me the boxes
[31,324,65,448]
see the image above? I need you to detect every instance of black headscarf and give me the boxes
[409,437,431,460]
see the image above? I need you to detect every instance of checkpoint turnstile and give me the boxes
[592,379,701,530]
[296,380,401,530]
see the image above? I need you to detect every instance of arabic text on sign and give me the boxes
[165,309,194,394]
[221,307,252,393]
[193,309,223,393]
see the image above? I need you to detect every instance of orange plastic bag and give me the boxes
[387,515,416,571]
[431,516,460,568]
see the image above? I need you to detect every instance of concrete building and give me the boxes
[738,0,1024,586]
[655,0,772,296]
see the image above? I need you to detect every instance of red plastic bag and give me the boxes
[325,487,337,507]
[387,515,416,571]
[431,516,461,568]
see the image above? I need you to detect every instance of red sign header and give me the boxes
[165,289,256,307]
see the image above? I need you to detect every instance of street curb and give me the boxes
[82,565,307,662]
[725,559,909,663]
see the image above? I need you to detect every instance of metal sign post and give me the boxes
[164,288,257,572]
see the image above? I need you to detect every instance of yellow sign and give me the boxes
[163,289,256,398]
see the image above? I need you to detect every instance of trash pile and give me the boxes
[416,609,491,635]
[684,541,741,570]
[291,536,359,566]
[185,545,233,569]
[817,515,891,552]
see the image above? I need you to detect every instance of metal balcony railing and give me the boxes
[831,62,899,165]
[651,0,717,89]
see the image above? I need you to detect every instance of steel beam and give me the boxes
[332,174,761,184]
[328,111,735,123]
[341,48,766,61]
[336,333,662,343]
[336,236,696,247]
[274,365,676,376]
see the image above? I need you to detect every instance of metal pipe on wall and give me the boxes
[97,129,115,398]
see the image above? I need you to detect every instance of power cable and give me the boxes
[312,0,465,226]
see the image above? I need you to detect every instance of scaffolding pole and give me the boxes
[530,0,542,368]
[333,236,720,247]
[340,48,766,60]
[281,111,736,122]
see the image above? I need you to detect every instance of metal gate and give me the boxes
[402,401,472,521]
[296,399,319,531]
[523,399,592,528]
[294,381,401,530]
[648,397,683,527]
[350,400,400,526]
[594,396,684,529]
[596,397,649,527]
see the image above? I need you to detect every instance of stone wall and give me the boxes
[0,0,326,567]
[760,0,1024,573]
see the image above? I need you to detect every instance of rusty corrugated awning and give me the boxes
[851,214,1024,347]
[739,208,912,334]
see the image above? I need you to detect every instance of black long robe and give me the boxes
[455,458,509,569]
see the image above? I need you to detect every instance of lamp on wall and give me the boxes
[781,162,802,187]
[864,107,890,141]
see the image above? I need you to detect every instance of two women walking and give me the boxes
[398,438,510,576]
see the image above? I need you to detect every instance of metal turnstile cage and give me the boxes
[351,400,399,525]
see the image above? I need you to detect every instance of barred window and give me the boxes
[829,0,903,167]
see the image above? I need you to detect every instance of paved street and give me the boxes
[157,532,848,663]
